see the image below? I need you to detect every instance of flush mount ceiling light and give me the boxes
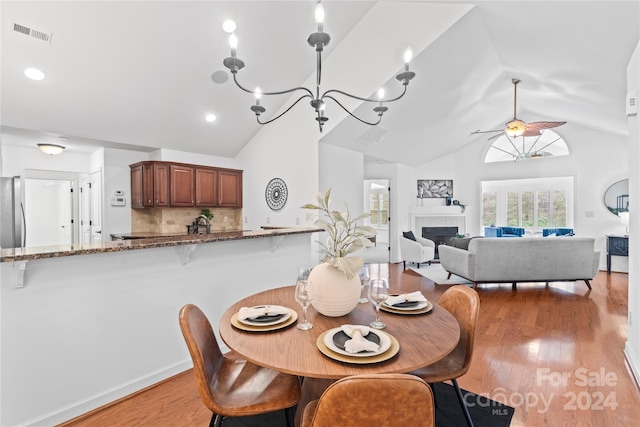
[221,0,415,132]
[37,143,65,155]
[24,67,45,80]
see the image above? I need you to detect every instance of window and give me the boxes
[484,130,569,163]
[481,192,496,226]
[369,192,388,226]
[481,177,573,234]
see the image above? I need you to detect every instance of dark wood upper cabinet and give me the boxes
[131,161,242,209]
[130,162,156,208]
[154,163,170,207]
[218,169,243,208]
[170,164,195,207]
[195,167,217,207]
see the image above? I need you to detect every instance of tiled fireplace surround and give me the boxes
[410,208,468,238]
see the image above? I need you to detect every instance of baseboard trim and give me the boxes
[22,360,192,427]
[624,342,640,390]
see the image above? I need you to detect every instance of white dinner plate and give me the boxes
[322,327,391,357]
[382,299,429,311]
[237,306,292,326]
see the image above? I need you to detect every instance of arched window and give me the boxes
[484,130,569,163]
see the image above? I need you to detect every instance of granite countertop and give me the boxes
[1,227,323,263]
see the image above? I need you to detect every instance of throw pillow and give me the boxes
[402,231,416,241]
[448,236,481,250]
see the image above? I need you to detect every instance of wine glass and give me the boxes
[295,279,314,330]
[358,265,370,303]
[368,279,389,329]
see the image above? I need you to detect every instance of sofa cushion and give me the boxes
[402,231,417,241]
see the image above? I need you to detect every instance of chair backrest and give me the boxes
[437,286,480,373]
[178,304,224,413]
[307,373,435,427]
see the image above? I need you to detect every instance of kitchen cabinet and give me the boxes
[195,167,217,207]
[218,169,243,207]
[130,163,154,208]
[170,164,195,207]
[130,161,242,209]
[154,163,170,207]
[130,162,169,208]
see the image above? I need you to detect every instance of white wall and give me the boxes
[0,234,315,426]
[1,145,90,177]
[624,40,639,389]
[102,148,148,238]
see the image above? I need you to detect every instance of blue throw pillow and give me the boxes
[402,231,416,241]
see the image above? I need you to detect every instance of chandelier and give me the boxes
[221,0,416,132]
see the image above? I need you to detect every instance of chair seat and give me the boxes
[212,353,301,417]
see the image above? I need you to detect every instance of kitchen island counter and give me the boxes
[0,226,322,262]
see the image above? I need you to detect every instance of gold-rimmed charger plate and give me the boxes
[231,309,298,332]
[380,301,433,315]
[316,330,400,364]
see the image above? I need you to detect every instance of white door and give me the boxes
[90,171,102,243]
[80,175,91,244]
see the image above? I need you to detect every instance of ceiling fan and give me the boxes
[471,78,566,139]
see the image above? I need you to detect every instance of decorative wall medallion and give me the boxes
[265,178,288,211]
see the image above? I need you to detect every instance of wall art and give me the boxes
[417,179,453,198]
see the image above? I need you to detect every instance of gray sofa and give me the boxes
[438,237,600,290]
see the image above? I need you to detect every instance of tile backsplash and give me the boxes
[131,207,242,234]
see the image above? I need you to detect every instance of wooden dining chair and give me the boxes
[178,304,301,427]
[300,373,435,427]
[409,285,480,427]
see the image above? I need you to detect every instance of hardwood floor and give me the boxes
[60,264,640,427]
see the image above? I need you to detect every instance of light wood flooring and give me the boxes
[60,264,639,427]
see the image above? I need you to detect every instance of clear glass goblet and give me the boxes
[368,278,389,329]
[358,265,370,303]
[295,279,314,330]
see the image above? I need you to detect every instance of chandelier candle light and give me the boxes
[221,0,416,132]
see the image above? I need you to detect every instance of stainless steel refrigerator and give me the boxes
[1,176,26,248]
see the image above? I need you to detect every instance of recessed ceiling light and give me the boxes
[24,68,45,80]
[222,20,236,34]
[205,114,217,123]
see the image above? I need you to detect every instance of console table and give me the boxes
[606,234,629,274]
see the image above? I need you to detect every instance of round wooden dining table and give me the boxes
[219,285,460,379]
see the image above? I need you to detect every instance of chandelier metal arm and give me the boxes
[232,72,314,98]
[322,83,408,104]
[323,95,383,126]
[255,94,313,125]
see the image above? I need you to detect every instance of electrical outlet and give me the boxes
[266,217,270,224]
[296,217,300,225]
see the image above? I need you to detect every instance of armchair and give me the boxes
[400,233,436,269]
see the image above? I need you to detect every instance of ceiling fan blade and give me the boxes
[470,129,504,135]
[525,121,566,132]
[522,129,542,137]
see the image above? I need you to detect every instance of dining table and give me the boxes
[219,285,461,425]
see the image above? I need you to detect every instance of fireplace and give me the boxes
[422,226,458,259]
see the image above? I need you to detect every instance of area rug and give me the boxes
[409,263,472,285]
[221,382,514,426]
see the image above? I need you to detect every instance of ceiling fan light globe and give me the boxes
[505,119,526,137]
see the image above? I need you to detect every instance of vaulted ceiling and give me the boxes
[1,1,638,166]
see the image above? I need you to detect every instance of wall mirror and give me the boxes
[604,179,629,216]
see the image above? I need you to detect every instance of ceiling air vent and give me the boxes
[356,126,387,145]
[11,20,53,43]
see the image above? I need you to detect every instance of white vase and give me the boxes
[308,262,361,317]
